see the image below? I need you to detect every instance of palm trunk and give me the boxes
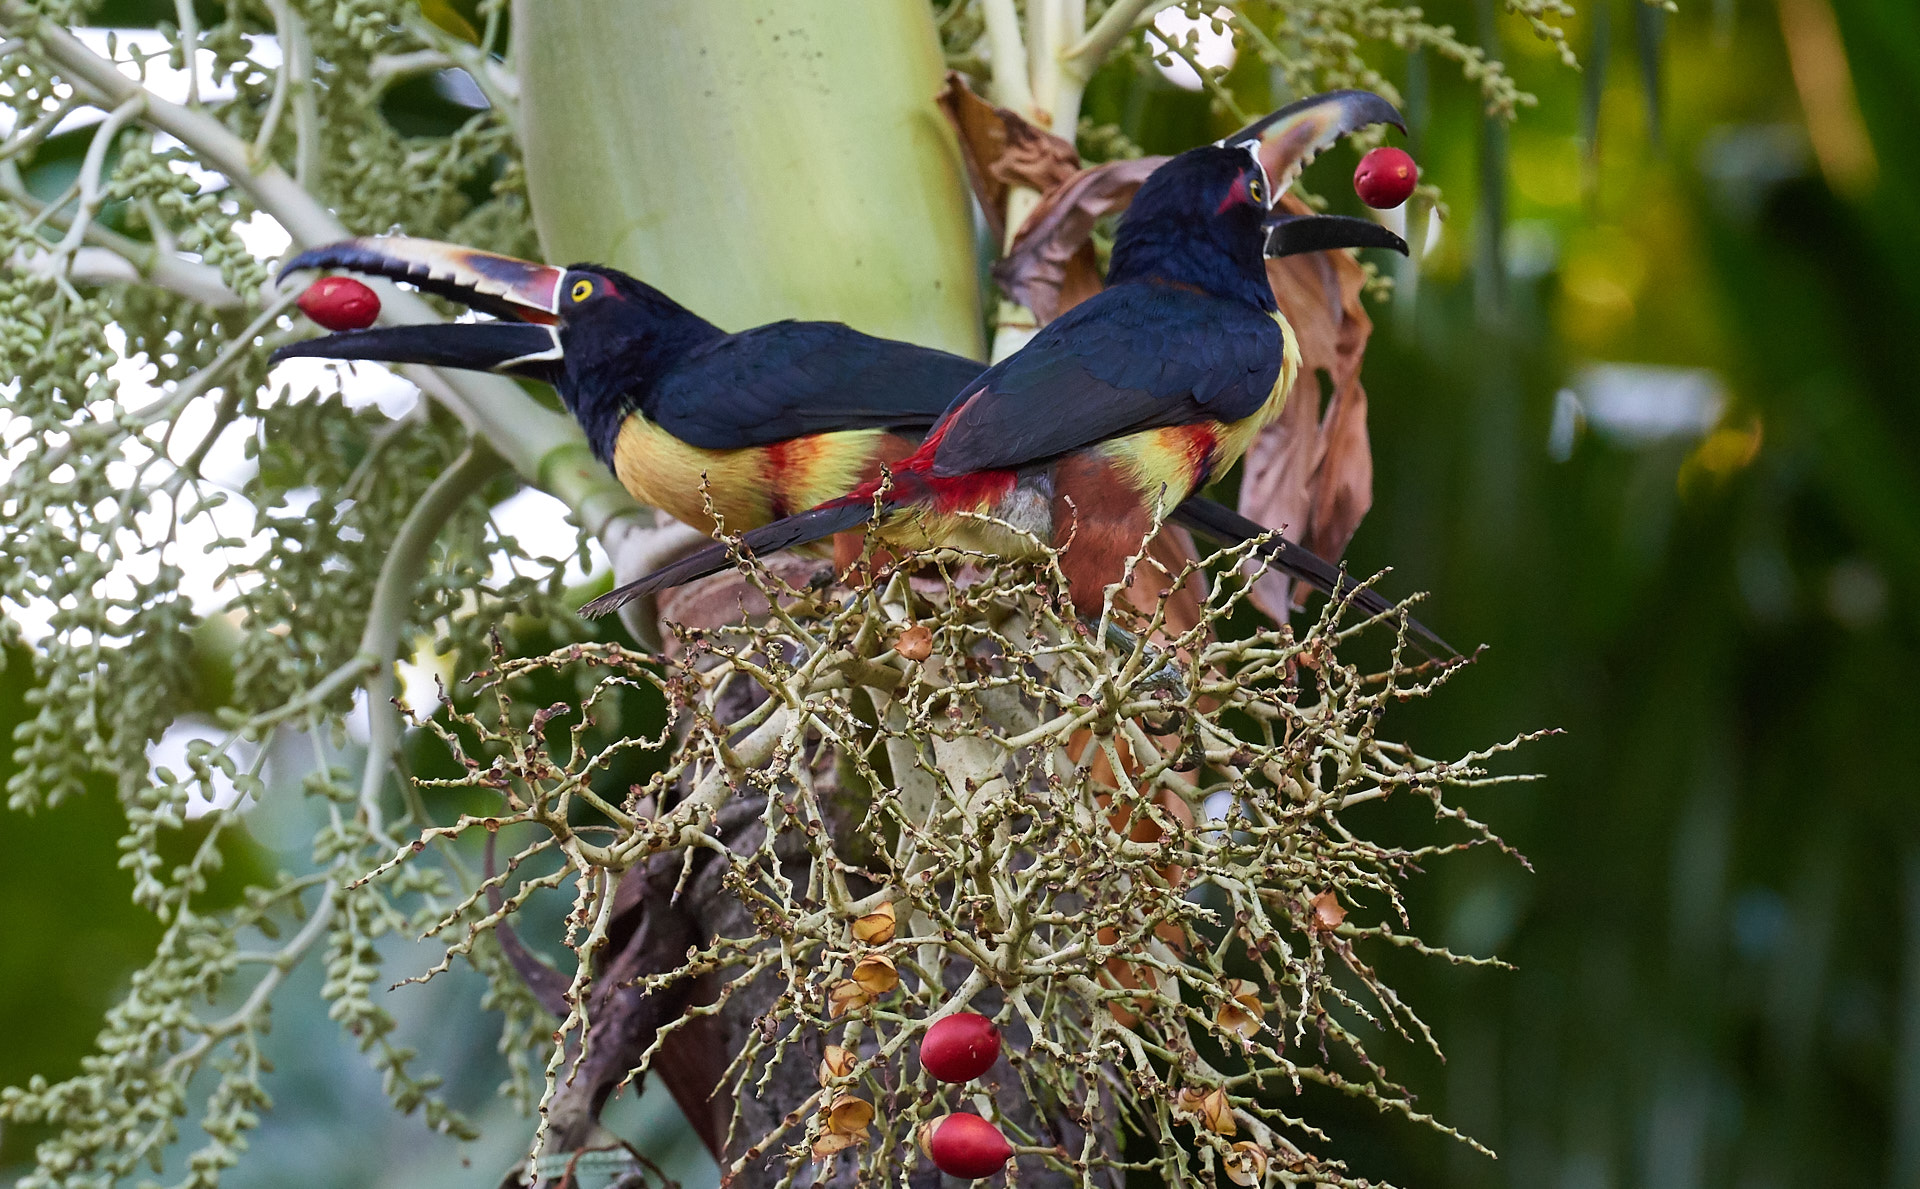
[508,6,989,1183]
[512,0,984,357]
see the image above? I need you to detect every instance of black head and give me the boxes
[548,265,722,461]
[1107,144,1277,309]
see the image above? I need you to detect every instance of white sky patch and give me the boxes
[271,355,422,420]
[104,324,164,415]
[270,485,323,519]
[342,651,466,740]
[0,29,282,140]
[78,27,281,106]
[339,637,464,740]
[397,651,451,721]
[2,324,267,639]
[0,393,56,639]
[1372,200,1445,262]
[1552,364,1728,460]
[1152,8,1237,92]
[344,686,371,745]
[233,210,291,261]
[192,412,261,493]
[488,485,594,586]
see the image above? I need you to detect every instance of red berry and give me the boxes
[919,1012,1001,1083]
[925,1113,1013,1179]
[1354,146,1418,209]
[297,276,380,331]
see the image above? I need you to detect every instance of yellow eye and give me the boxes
[1247,177,1266,205]
[570,279,593,303]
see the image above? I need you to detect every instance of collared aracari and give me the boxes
[271,235,977,538]
[581,91,1445,651]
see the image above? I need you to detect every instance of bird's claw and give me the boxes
[1099,622,1189,700]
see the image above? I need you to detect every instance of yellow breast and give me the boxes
[611,415,896,536]
[612,416,770,534]
[1096,307,1302,509]
[1212,306,1301,467]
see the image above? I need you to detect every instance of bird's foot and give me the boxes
[1099,621,1188,699]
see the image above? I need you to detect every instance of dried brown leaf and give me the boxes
[1309,888,1347,932]
[1216,978,1264,1039]
[828,979,871,1018]
[992,156,1168,324]
[811,1130,859,1160]
[892,623,932,662]
[824,1092,875,1136]
[850,952,898,995]
[818,1045,857,1085]
[935,72,1080,242]
[1224,1142,1270,1186]
[1175,1086,1237,1135]
[1308,368,1372,564]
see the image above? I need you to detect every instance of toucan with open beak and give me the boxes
[272,237,988,538]
[578,91,1446,652]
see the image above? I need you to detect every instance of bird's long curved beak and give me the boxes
[272,236,566,376]
[1221,89,1408,203]
[1263,212,1408,258]
[269,321,563,375]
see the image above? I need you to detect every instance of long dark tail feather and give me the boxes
[583,492,1456,659]
[578,499,883,619]
[1170,497,1457,659]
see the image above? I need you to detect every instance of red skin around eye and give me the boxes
[1216,172,1256,214]
[1354,147,1418,209]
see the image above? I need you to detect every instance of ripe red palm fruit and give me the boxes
[297,277,380,331]
[1354,146,1418,209]
[919,1012,1000,1083]
[922,1112,1013,1179]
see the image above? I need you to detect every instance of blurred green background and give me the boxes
[6,0,1919,1184]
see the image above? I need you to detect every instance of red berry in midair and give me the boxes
[297,276,380,331]
[925,1113,1013,1179]
[919,1012,1001,1083]
[1354,146,1418,209]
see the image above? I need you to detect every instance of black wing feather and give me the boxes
[579,500,879,618]
[930,283,1282,477]
[648,322,985,451]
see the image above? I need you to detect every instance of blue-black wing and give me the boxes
[648,322,985,451]
[928,283,1282,477]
